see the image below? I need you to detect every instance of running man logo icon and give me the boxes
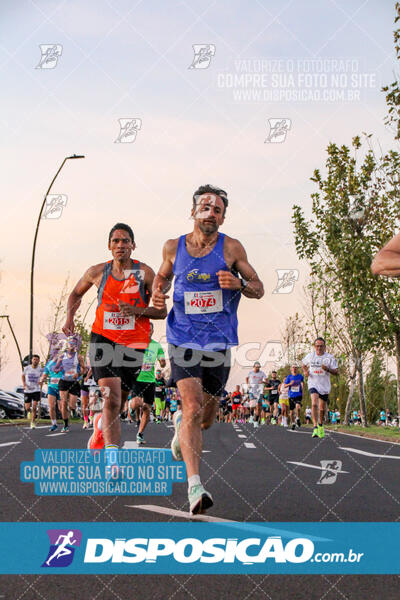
[317,461,343,485]
[189,44,216,69]
[41,194,68,219]
[36,44,63,69]
[265,118,291,143]
[114,118,142,143]
[42,529,82,568]
[272,269,299,294]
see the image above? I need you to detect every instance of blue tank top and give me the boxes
[166,233,241,351]
[45,359,63,389]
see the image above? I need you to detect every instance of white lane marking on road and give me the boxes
[0,441,21,447]
[330,430,400,445]
[238,435,247,438]
[202,450,211,453]
[23,426,48,429]
[287,429,315,435]
[244,442,256,448]
[235,429,242,432]
[127,504,236,522]
[46,433,66,437]
[339,447,400,459]
[122,441,158,449]
[287,461,349,473]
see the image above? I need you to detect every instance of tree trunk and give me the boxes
[357,357,367,427]
[344,352,358,425]
[394,332,400,417]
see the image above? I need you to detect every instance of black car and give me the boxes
[0,392,24,419]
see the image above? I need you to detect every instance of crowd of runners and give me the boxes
[21,183,343,516]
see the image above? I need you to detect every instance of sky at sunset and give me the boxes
[0,0,398,390]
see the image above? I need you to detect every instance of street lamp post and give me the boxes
[0,315,23,369]
[29,154,85,359]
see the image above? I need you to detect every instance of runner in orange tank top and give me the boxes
[62,223,167,473]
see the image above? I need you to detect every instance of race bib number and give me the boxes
[50,377,60,385]
[184,290,223,314]
[155,386,163,393]
[271,389,277,394]
[291,385,300,393]
[103,311,135,330]
[141,363,153,372]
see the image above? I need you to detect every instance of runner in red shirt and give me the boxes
[62,223,166,474]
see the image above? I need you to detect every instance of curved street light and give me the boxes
[0,315,23,369]
[29,154,85,358]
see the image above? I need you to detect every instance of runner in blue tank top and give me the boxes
[153,184,264,515]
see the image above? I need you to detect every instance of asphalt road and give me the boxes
[1,419,399,599]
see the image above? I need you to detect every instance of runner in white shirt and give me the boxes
[22,355,43,428]
[305,406,312,424]
[246,362,267,428]
[302,337,338,439]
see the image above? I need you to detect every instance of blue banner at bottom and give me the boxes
[0,522,397,574]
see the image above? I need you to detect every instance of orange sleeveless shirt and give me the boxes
[92,260,150,348]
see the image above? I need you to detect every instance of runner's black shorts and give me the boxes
[168,344,231,397]
[308,387,329,403]
[89,332,145,392]
[59,379,81,395]
[24,391,41,403]
[80,383,89,394]
[289,397,302,411]
[131,381,155,405]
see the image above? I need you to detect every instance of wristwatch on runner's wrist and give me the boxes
[240,278,248,292]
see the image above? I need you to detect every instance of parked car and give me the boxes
[0,392,24,419]
[6,391,24,402]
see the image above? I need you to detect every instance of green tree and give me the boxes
[365,353,386,423]
[382,2,400,139]
[293,135,400,422]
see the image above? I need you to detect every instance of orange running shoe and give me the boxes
[87,413,104,449]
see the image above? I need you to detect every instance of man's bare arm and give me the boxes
[371,232,400,276]
[62,265,98,335]
[152,239,177,309]
[217,238,264,298]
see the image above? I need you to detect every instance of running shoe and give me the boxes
[296,418,301,428]
[253,420,259,428]
[49,424,58,432]
[318,424,325,439]
[82,421,88,429]
[189,484,213,515]
[87,413,104,449]
[291,423,296,431]
[312,426,319,438]
[136,432,145,444]
[61,426,69,433]
[30,421,36,429]
[171,410,183,461]
[271,418,276,425]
